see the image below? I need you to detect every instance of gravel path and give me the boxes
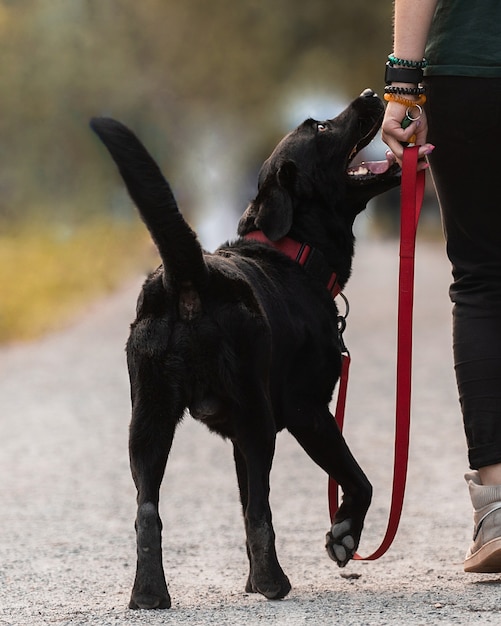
[1,239,501,625]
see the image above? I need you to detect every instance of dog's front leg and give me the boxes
[288,405,372,567]
[233,413,291,600]
[232,443,254,590]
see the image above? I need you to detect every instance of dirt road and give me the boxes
[1,239,500,625]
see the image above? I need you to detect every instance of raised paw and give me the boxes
[325,518,356,567]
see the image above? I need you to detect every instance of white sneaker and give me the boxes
[464,471,501,573]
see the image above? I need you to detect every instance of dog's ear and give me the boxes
[238,161,296,241]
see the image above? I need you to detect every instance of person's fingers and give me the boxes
[382,101,436,172]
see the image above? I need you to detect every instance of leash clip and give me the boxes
[336,292,350,355]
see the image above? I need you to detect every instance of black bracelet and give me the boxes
[385,62,424,86]
[384,85,426,96]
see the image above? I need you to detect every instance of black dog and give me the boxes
[90,88,400,610]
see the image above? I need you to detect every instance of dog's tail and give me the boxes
[90,117,208,297]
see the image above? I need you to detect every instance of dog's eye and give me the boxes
[317,123,328,132]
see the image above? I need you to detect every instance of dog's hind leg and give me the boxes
[127,340,183,610]
[287,405,372,567]
[232,399,291,600]
[128,407,178,610]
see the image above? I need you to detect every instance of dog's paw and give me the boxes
[325,518,356,567]
[129,590,171,610]
[247,572,291,600]
[245,575,257,594]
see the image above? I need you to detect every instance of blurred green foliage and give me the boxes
[0,0,393,229]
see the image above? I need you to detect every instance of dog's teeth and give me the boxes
[348,166,369,177]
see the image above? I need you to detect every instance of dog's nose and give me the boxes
[360,88,376,98]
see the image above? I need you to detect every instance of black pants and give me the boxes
[425,76,501,469]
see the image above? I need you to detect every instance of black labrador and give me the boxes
[90,89,400,610]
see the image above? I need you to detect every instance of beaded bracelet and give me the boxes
[387,54,428,69]
[384,92,427,108]
[384,85,426,96]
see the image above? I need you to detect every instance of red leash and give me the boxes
[328,146,425,560]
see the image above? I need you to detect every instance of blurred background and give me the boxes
[0,0,439,343]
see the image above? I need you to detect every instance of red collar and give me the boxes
[243,230,340,298]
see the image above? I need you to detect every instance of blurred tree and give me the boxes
[0,0,393,229]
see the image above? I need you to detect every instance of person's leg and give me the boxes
[425,76,501,571]
[479,465,501,486]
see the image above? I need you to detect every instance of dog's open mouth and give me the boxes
[345,105,401,185]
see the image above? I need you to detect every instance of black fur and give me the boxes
[90,89,400,610]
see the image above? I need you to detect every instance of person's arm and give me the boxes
[381,0,439,166]
[393,0,438,62]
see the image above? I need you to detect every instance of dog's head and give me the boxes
[238,89,400,242]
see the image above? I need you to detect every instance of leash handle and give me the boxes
[329,146,425,560]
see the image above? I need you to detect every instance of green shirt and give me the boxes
[425,0,501,77]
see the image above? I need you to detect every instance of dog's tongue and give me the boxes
[362,152,396,174]
[349,152,396,176]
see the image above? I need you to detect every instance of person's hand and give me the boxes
[381,100,434,171]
